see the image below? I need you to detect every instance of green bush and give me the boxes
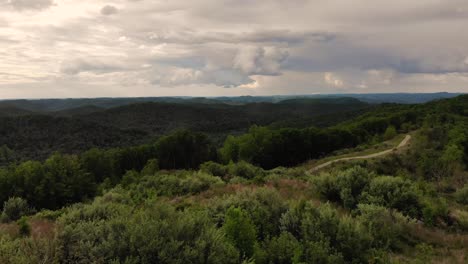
[421,197,449,226]
[57,199,239,264]
[1,197,32,222]
[360,176,421,217]
[228,161,264,180]
[134,171,224,197]
[223,207,257,261]
[211,188,287,240]
[121,170,141,187]
[17,217,31,237]
[258,232,300,264]
[140,159,159,176]
[313,166,373,209]
[356,203,411,249]
[383,126,397,140]
[313,172,341,202]
[282,202,367,262]
[455,184,468,205]
[200,161,228,177]
[452,209,468,231]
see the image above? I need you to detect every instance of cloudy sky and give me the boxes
[0,0,467,98]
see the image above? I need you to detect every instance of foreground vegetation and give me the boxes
[0,95,467,263]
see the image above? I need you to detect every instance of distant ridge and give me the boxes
[0,93,463,113]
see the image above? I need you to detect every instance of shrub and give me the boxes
[421,197,449,226]
[17,217,31,237]
[227,161,264,180]
[313,172,341,202]
[313,166,373,209]
[383,126,397,140]
[57,199,239,264]
[259,232,301,264]
[211,188,287,240]
[135,171,224,197]
[455,184,468,205]
[356,203,411,250]
[140,159,159,176]
[299,203,371,262]
[1,197,32,222]
[223,207,257,261]
[452,209,468,231]
[360,176,421,217]
[121,170,141,187]
[200,161,228,177]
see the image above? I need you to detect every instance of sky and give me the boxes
[0,0,468,99]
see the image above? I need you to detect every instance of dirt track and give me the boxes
[309,135,411,173]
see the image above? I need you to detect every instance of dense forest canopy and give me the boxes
[0,94,467,263]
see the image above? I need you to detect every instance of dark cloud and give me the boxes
[2,0,54,11]
[101,5,118,16]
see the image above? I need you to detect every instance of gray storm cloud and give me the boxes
[101,5,118,16]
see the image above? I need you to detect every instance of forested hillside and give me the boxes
[0,98,370,161]
[0,95,467,263]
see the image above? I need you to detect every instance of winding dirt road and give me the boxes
[309,135,412,173]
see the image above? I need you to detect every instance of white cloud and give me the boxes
[324,72,344,88]
[0,0,468,98]
[233,46,288,76]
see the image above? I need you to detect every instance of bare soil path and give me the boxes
[309,135,411,173]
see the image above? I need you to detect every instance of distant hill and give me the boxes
[0,93,462,115]
[0,106,33,117]
[0,97,371,161]
[52,105,104,116]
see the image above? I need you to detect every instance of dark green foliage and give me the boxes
[0,95,467,263]
[420,197,449,227]
[56,200,239,264]
[313,167,430,221]
[220,125,361,169]
[17,217,31,237]
[257,232,300,264]
[140,159,159,176]
[0,154,96,210]
[200,161,229,177]
[132,171,224,197]
[121,170,141,187]
[223,207,257,260]
[219,102,421,169]
[356,204,410,250]
[227,161,265,180]
[0,145,15,166]
[0,97,371,161]
[280,202,374,263]
[313,166,373,209]
[0,130,216,210]
[383,125,397,140]
[211,188,287,240]
[455,184,468,205]
[361,176,422,218]
[1,197,32,222]
[156,130,216,170]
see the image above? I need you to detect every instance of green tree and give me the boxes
[1,197,32,222]
[223,207,257,261]
[156,130,215,169]
[140,159,159,176]
[383,125,397,140]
